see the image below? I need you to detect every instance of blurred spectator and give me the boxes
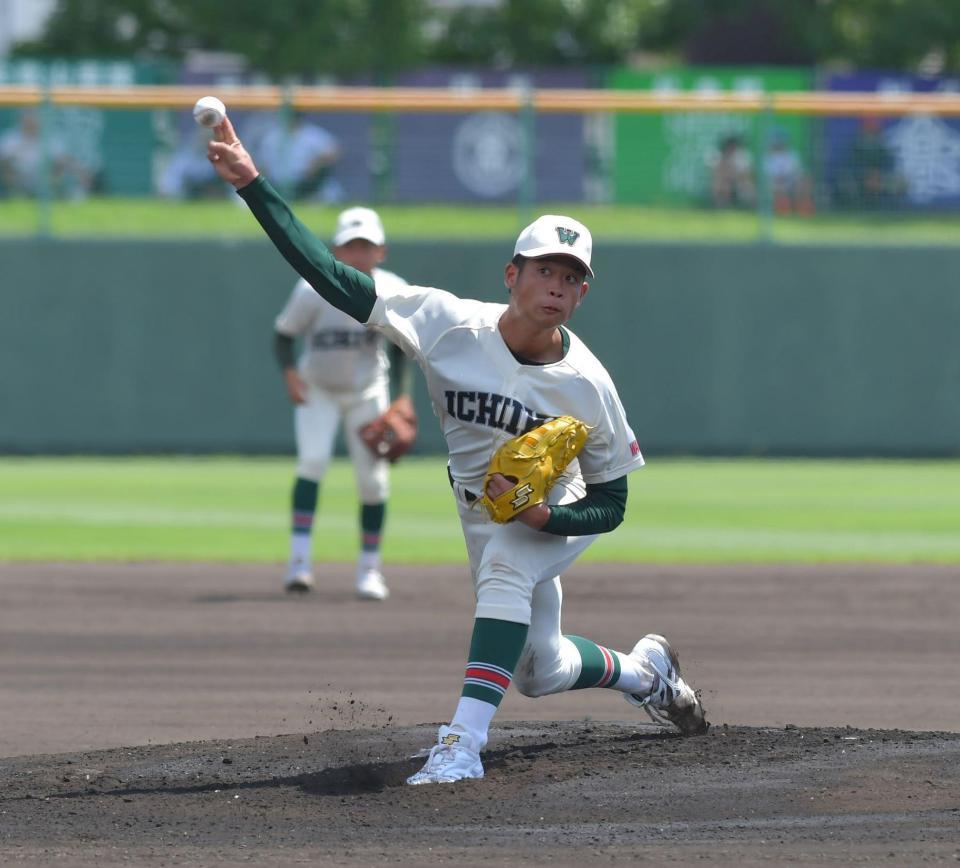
[157,126,225,200]
[762,129,814,216]
[707,133,756,209]
[836,116,906,210]
[254,112,343,202]
[0,110,93,199]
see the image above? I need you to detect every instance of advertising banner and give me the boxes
[173,66,588,205]
[823,72,960,209]
[0,59,171,197]
[392,68,589,203]
[175,62,375,205]
[606,67,813,205]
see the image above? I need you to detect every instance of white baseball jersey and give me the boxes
[275,267,408,393]
[367,285,645,493]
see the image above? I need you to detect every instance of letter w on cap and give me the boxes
[556,226,580,245]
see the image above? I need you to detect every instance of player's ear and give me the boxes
[504,262,518,292]
[575,282,589,307]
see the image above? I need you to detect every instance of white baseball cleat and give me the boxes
[355,567,389,601]
[407,725,484,785]
[284,567,314,594]
[624,633,708,736]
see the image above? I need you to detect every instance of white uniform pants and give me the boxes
[295,381,389,504]
[453,475,597,698]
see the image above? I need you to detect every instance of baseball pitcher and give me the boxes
[208,116,707,787]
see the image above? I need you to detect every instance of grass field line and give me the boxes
[1,456,957,563]
[615,525,960,555]
[0,502,282,528]
[4,503,954,552]
[0,503,459,538]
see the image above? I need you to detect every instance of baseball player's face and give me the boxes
[334,239,386,276]
[504,256,589,329]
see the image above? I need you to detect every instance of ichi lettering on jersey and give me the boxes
[444,390,550,435]
[275,269,408,392]
[311,329,378,350]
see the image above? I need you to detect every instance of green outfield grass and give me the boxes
[4,197,960,245]
[0,456,957,564]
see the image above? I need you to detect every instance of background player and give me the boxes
[273,206,414,600]
[207,115,707,786]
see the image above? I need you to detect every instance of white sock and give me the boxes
[611,649,655,696]
[358,550,381,572]
[289,533,311,568]
[450,696,496,750]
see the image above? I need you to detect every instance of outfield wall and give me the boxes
[2,239,958,456]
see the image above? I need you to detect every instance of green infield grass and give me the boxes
[1,456,957,564]
[4,197,960,245]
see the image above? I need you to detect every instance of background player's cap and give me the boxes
[333,207,386,246]
[514,214,594,278]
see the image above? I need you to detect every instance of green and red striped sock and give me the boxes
[568,635,626,690]
[289,477,318,565]
[360,502,385,553]
[450,617,528,748]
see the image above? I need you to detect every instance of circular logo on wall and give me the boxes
[452,112,525,198]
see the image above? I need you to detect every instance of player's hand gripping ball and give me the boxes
[479,415,589,523]
[193,95,226,128]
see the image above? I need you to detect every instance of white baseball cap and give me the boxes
[514,214,594,278]
[332,207,386,246]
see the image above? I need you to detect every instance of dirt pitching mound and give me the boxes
[3,721,958,866]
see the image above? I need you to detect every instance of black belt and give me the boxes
[447,466,478,503]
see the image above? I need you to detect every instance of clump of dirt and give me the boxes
[305,685,396,731]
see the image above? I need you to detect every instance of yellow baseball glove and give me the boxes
[478,415,589,524]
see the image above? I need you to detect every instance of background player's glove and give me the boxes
[358,395,418,463]
[479,415,589,523]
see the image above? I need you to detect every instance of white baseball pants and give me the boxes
[295,381,389,504]
[453,475,598,697]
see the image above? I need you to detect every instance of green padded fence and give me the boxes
[2,239,957,456]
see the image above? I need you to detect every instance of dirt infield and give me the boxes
[1,562,958,866]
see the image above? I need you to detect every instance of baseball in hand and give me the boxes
[193,95,226,128]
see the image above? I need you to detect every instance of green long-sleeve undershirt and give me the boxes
[541,475,627,536]
[238,175,376,323]
[239,174,628,536]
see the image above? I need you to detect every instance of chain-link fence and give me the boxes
[3,73,960,242]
